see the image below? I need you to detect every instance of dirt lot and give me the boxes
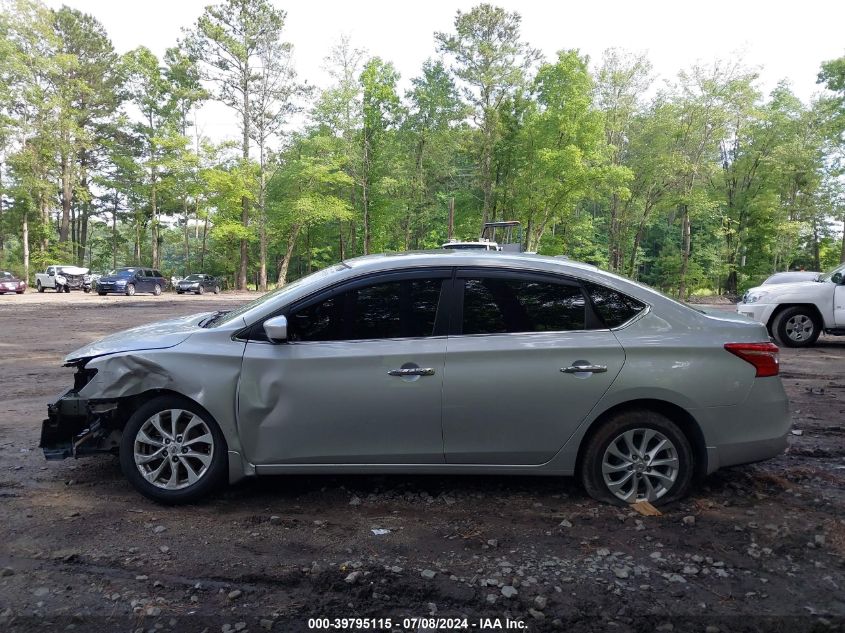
[0,292,843,633]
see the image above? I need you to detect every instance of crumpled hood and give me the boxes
[57,266,89,276]
[65,312,211,363]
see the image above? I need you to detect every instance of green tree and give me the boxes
[436,3,539,227]
[51,5,121,261]
[189,0,288,289]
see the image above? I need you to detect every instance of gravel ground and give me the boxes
[0,292,843,633]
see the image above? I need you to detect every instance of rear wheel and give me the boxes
[98,292,107,296]
[119,396,227,504]
[37,281,44,293]
[213,285,220,295]
[580,410,694,507]
[772,306,820,348]
[153,283,162,296]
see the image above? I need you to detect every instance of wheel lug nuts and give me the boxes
[181,447,188,454]
[171,456,178,463]
[165,439,171,444]
[176,436,183,442]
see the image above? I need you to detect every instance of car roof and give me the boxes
[342,250,600,274]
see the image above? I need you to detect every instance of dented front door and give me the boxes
[236,273,451,465]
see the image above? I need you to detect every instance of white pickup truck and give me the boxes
[35,265,92,293]
[736,262,845,347]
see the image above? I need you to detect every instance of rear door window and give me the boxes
[460,276,587,334]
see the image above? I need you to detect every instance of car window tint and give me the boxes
[289,278,442,342]
[462,277,586,334]
[584,281,646,328]
[153,270,162,278]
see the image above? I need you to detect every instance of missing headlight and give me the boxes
[64,359,98,391]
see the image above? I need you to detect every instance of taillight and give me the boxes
[724,342,779,377]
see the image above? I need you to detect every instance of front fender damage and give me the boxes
[40,354,177,460]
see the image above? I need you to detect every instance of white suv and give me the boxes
[737,263,845,347]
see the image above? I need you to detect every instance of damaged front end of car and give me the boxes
[40,359,123,460]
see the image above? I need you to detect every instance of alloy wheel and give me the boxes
[785,314,813,342]
[133,409,215,490]
[601,428,679,503]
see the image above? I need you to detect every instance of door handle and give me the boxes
[388,367,435,377]
[561,364,607,374]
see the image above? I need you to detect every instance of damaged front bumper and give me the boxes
[40,365,122,460]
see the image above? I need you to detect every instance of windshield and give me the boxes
[209,263,350,328]
[0,271,13,280]
[109,269,137,278]
[818,263,845,283]
[185,274,203,281]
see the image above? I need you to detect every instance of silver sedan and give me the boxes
[40,252,790,506]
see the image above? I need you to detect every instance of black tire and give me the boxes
[125,283,135,296]
[37,281,44,293]
[64,285,70,293]
[153,283,162,296]
[580,409,694,507]
[176,290,183,295]
[83,287,90,294]
[119,395,228,504]
[771,306,821,348]
[98,292,107,296]
[213,286,220,295]
[197,285,204,295]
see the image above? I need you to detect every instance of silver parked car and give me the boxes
[40,252,789,506]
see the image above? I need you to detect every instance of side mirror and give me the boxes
[832,272,843,284]
[263,315,288,342]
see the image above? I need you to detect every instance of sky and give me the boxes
[42,0,845,146]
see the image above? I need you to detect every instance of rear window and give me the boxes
[584,282,646,328]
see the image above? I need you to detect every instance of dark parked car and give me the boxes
[176,274,220,295]
[0,270,26,294]
[95,267,166,296]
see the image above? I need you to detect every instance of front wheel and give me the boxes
[83,287,90,294]
[125,283,135,296]
[580,410,694,507]
[772,307,820,348]
[119,396,227,504]
[197,285,204,295]
[98,292,107,296]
